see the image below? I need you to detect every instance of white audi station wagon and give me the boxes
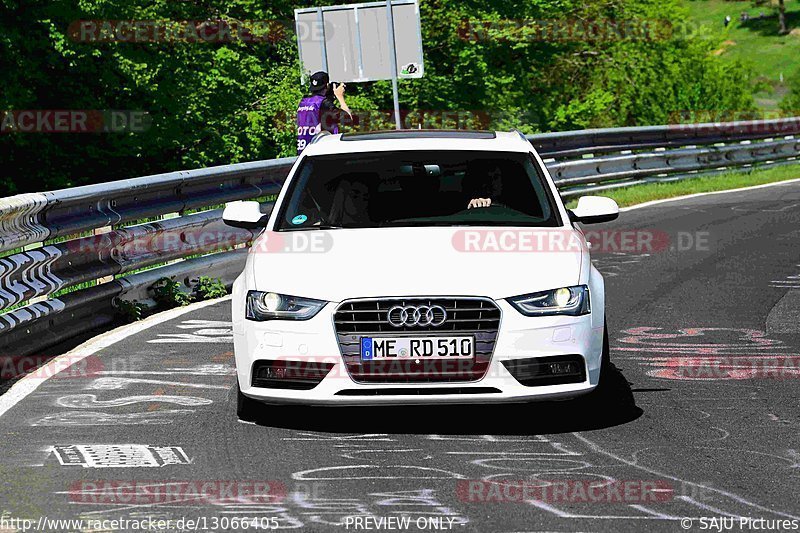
[223,130,619,419]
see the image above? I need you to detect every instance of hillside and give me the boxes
[683,0,800,110]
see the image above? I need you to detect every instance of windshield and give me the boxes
[276,150,562,230]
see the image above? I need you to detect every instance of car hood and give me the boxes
[249,227,585,302]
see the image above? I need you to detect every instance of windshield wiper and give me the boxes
[289,223,345,231]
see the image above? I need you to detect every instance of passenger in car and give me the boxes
[328,173,376,226]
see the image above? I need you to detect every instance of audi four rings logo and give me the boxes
[387,305,447,327]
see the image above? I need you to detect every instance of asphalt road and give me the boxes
[1,180,799,533]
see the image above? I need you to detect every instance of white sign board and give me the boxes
[295,0,424,83]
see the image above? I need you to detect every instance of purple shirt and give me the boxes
[296,94,339,154]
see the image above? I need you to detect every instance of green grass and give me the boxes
[566,163,800,208]
[683,0,800,111]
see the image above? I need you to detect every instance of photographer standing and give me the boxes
[296,71,352,154]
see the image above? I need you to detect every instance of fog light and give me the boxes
[549,362,577,375]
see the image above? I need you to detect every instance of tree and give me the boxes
[0,0,758,195]
[780,76,800,113]
[753,0,789,34]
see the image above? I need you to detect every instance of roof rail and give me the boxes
[341,130,497,141]
[511,129,530,143]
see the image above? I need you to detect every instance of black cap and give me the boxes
[309,71,329,94]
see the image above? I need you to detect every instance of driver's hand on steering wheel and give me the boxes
[467,198,492,209]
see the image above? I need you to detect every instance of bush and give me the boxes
[151,277,191,308]
[193,276,228,301]
[781,77,800,114]
[115,298,148,322]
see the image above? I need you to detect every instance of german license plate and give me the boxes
[360,336,474,361]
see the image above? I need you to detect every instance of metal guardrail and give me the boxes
[1,117,799,358]
[527,117,800,158]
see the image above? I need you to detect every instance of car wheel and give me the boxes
[236,383,260,422]
[601,321,611,368]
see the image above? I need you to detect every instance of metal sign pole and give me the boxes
[385,0,402,130]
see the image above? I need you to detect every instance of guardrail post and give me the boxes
[93,226,114,283]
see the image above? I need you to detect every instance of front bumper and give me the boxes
[233,299,604,406]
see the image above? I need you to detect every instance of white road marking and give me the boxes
[55,394,212,408]
[627,504,682,520]
[32,410,196,426]
[0,296,230,420]
[85,377,228,390]
[527,499,679,520]
[291,465,466,481]
[50,444,192,468]
[572,433,800,520]
[618,177,800,213]
[676,495,745,520]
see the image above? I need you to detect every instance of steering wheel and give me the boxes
[454,201,509,215]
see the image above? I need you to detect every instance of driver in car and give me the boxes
[465,161,504,209]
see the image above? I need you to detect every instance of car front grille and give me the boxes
[333,297,501,383]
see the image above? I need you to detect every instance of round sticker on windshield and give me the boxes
[291,214,308,225]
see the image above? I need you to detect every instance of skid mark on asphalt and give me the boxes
[36,416,799,528]
[769,266,800,289]
[269,431,701,525]
[269,426,800,525]
[148,320,232,343]
[567,433,800,521]
[612,326,800,380]
[730,203,800,213]
[591,253,650,278]
[767,289,800,334]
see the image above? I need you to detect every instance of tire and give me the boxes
[236,383,261,421]
[590,320,636,414]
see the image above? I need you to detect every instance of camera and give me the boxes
[326,81,345,98]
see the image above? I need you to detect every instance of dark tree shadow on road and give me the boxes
[242,362,642,435]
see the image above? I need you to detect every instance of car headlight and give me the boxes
[246,291,327,321]
[507,286,590,317]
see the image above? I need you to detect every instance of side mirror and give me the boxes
[569,196,619,224]
[222,201,270,229]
